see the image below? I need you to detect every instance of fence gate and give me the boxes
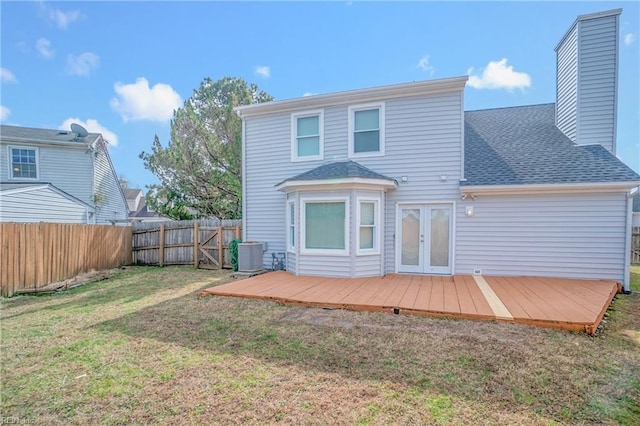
[196,224,240,269]
[132,219,241,269]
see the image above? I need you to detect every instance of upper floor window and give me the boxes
[349,102,385,158]
[291,110,323,162]
[10,147,38,179]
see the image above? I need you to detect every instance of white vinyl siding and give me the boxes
[0,186,89,223]
[1,142,93,205]
[244,90,463,275]
[556,24,578,142]
[555,11,620,154]
[297,256,352,277]
[291,110,324,162]
[576,14,619,153]
[93,140,128,224]
[348,102,385,158]
[245,113,294,268]
[382,92,464,273]
[455,192,627,283]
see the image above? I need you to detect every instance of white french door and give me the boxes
[398,204,452,274]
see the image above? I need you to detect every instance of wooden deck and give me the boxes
[200,272,621,334]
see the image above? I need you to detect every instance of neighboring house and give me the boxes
[235,8,640,292]
[633,195,640,228]
[124,188,169,223]
[0,124,128,224]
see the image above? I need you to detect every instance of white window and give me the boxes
[348,102,385,158]
[287,200,295,252]
[9,147,38,180]
[357,198,380,254]
[291,110,323,162]
[301,196,349,255]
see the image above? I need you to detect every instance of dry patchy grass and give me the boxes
[1,266,639,425]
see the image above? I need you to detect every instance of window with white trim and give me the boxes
[301,197,348,255]
[10,147,38,179]
[348,103,385,157]
[357,199,379,254]
[291,110,323,161]
[287,200,295,251]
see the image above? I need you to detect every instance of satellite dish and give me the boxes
[70,123,89,138]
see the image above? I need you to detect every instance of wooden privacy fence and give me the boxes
[132,219,242,269]
[632,227,640,264]
[1,223,132,297]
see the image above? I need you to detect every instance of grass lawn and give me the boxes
[1,266,639,425]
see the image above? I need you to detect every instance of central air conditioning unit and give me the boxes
[238,242,264,272]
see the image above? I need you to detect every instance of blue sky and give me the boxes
[1,1,638,190]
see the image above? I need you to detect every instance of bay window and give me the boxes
[357,198,379,254]
[301,197,348,255]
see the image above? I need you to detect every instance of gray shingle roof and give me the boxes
[463,104,640,186]
[123,188,142,199]
[0,182,92,207]
[278,161,395,186]
[0,124,100,145]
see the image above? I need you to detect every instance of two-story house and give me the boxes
[236,9,639,292]
[0,124,128,224]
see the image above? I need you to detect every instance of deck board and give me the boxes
[200,271,620,334]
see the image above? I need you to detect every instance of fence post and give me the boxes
[193,221,199,269]
[217,226,223,267]
[159,223,165,267]
[235,225,240,240]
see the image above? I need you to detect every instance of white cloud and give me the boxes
[0,106,11,121]
[110,77,182,123]
[66,52,100,76]
[36,38,54,59]
[302,92,315,97]
[39,3,82,29]
[624,33,636,46]
[59,118,119,147]
[255,66,271,79]
[417,55,435,76]
[467,58,531,91]
[1,68,17,83]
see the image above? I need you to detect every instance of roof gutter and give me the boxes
[460,181,640,196]
[0,136,96,149]
[276,177,398,192]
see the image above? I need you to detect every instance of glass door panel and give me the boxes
[398,204,452,274]
[399,207,422,273]
[428,208,451,273]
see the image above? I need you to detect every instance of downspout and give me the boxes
[88,140,97,222]
[238,111,247,242]
[623,187,638,293]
